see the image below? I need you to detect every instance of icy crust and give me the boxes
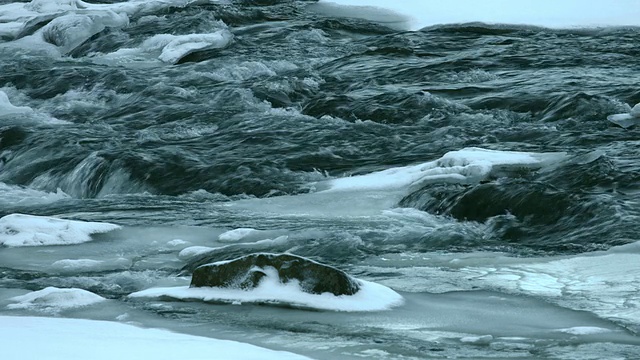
[0,316,312,360]
[7,287,105,312]
[130,273,404,312]
[317,147,566,193]
[0,213,121,247]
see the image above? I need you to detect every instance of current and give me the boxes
[1,1,640,359]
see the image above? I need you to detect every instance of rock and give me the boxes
[190,253,361,296]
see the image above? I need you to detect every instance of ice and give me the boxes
[130,268,404,312]
[317,147,566,193]
[607,102,640,128]
[218,228,259,242]
[7,287,105,312]
[0,213,121,247]
[178,246,216,260]
[40,12,129,54]
[316,0,640,30]
[0,316,312,360]
[142,31,233,64]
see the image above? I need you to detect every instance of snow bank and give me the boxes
[130,272,404,312]
[7,287,105,312]
[316,0,640,30]
[316,147,566,193]
[0,213,121,247]
[0,316,312,360]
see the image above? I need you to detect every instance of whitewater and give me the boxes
[1,0,640,359]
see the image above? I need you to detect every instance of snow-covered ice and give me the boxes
[0,316,312,360]
[7,287,105,312]
[0,213,120,247]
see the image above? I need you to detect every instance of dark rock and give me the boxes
[190,253,360,296]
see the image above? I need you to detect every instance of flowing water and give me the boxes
[1,1,640,359]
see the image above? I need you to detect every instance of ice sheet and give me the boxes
[316,0,640,30]
[0,213,121,247]
[0,316,312,360]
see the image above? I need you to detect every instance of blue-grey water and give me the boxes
[1,1,640,359]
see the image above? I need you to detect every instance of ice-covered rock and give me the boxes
[218,228,259,242]
[191,253,360,296]
[131,253,404,311]
[0,213,121,247]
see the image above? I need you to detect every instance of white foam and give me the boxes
[0,182,70,206]
[317,147,566,193]
[218,228,259,243]
[317,0,640,30]
[7,287,105,312]
[0,91,34,115]
[130,269,404,312]
[0,316,312,360]
[0,213,121,247]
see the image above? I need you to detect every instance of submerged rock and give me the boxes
[190,253,361,296]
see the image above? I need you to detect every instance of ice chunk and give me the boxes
[218,228,259,242]
[317,147,566,193]
[0,316,312,360]
[143,30,233,64]
[130,270,404,312]
[178,246,216,260]
[7,287,105,312]
[40,11,129,54]
[0,213,121,247]
[607,103,640,129]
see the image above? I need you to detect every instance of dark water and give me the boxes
[1,1,640,359]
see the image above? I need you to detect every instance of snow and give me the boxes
[130,268,404,312]
[7,287,105,312]
[0,213,121,247]
[317,147,566,193]
[0,316,312,360]
[317,0,640,30]
[218,228,259,242]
